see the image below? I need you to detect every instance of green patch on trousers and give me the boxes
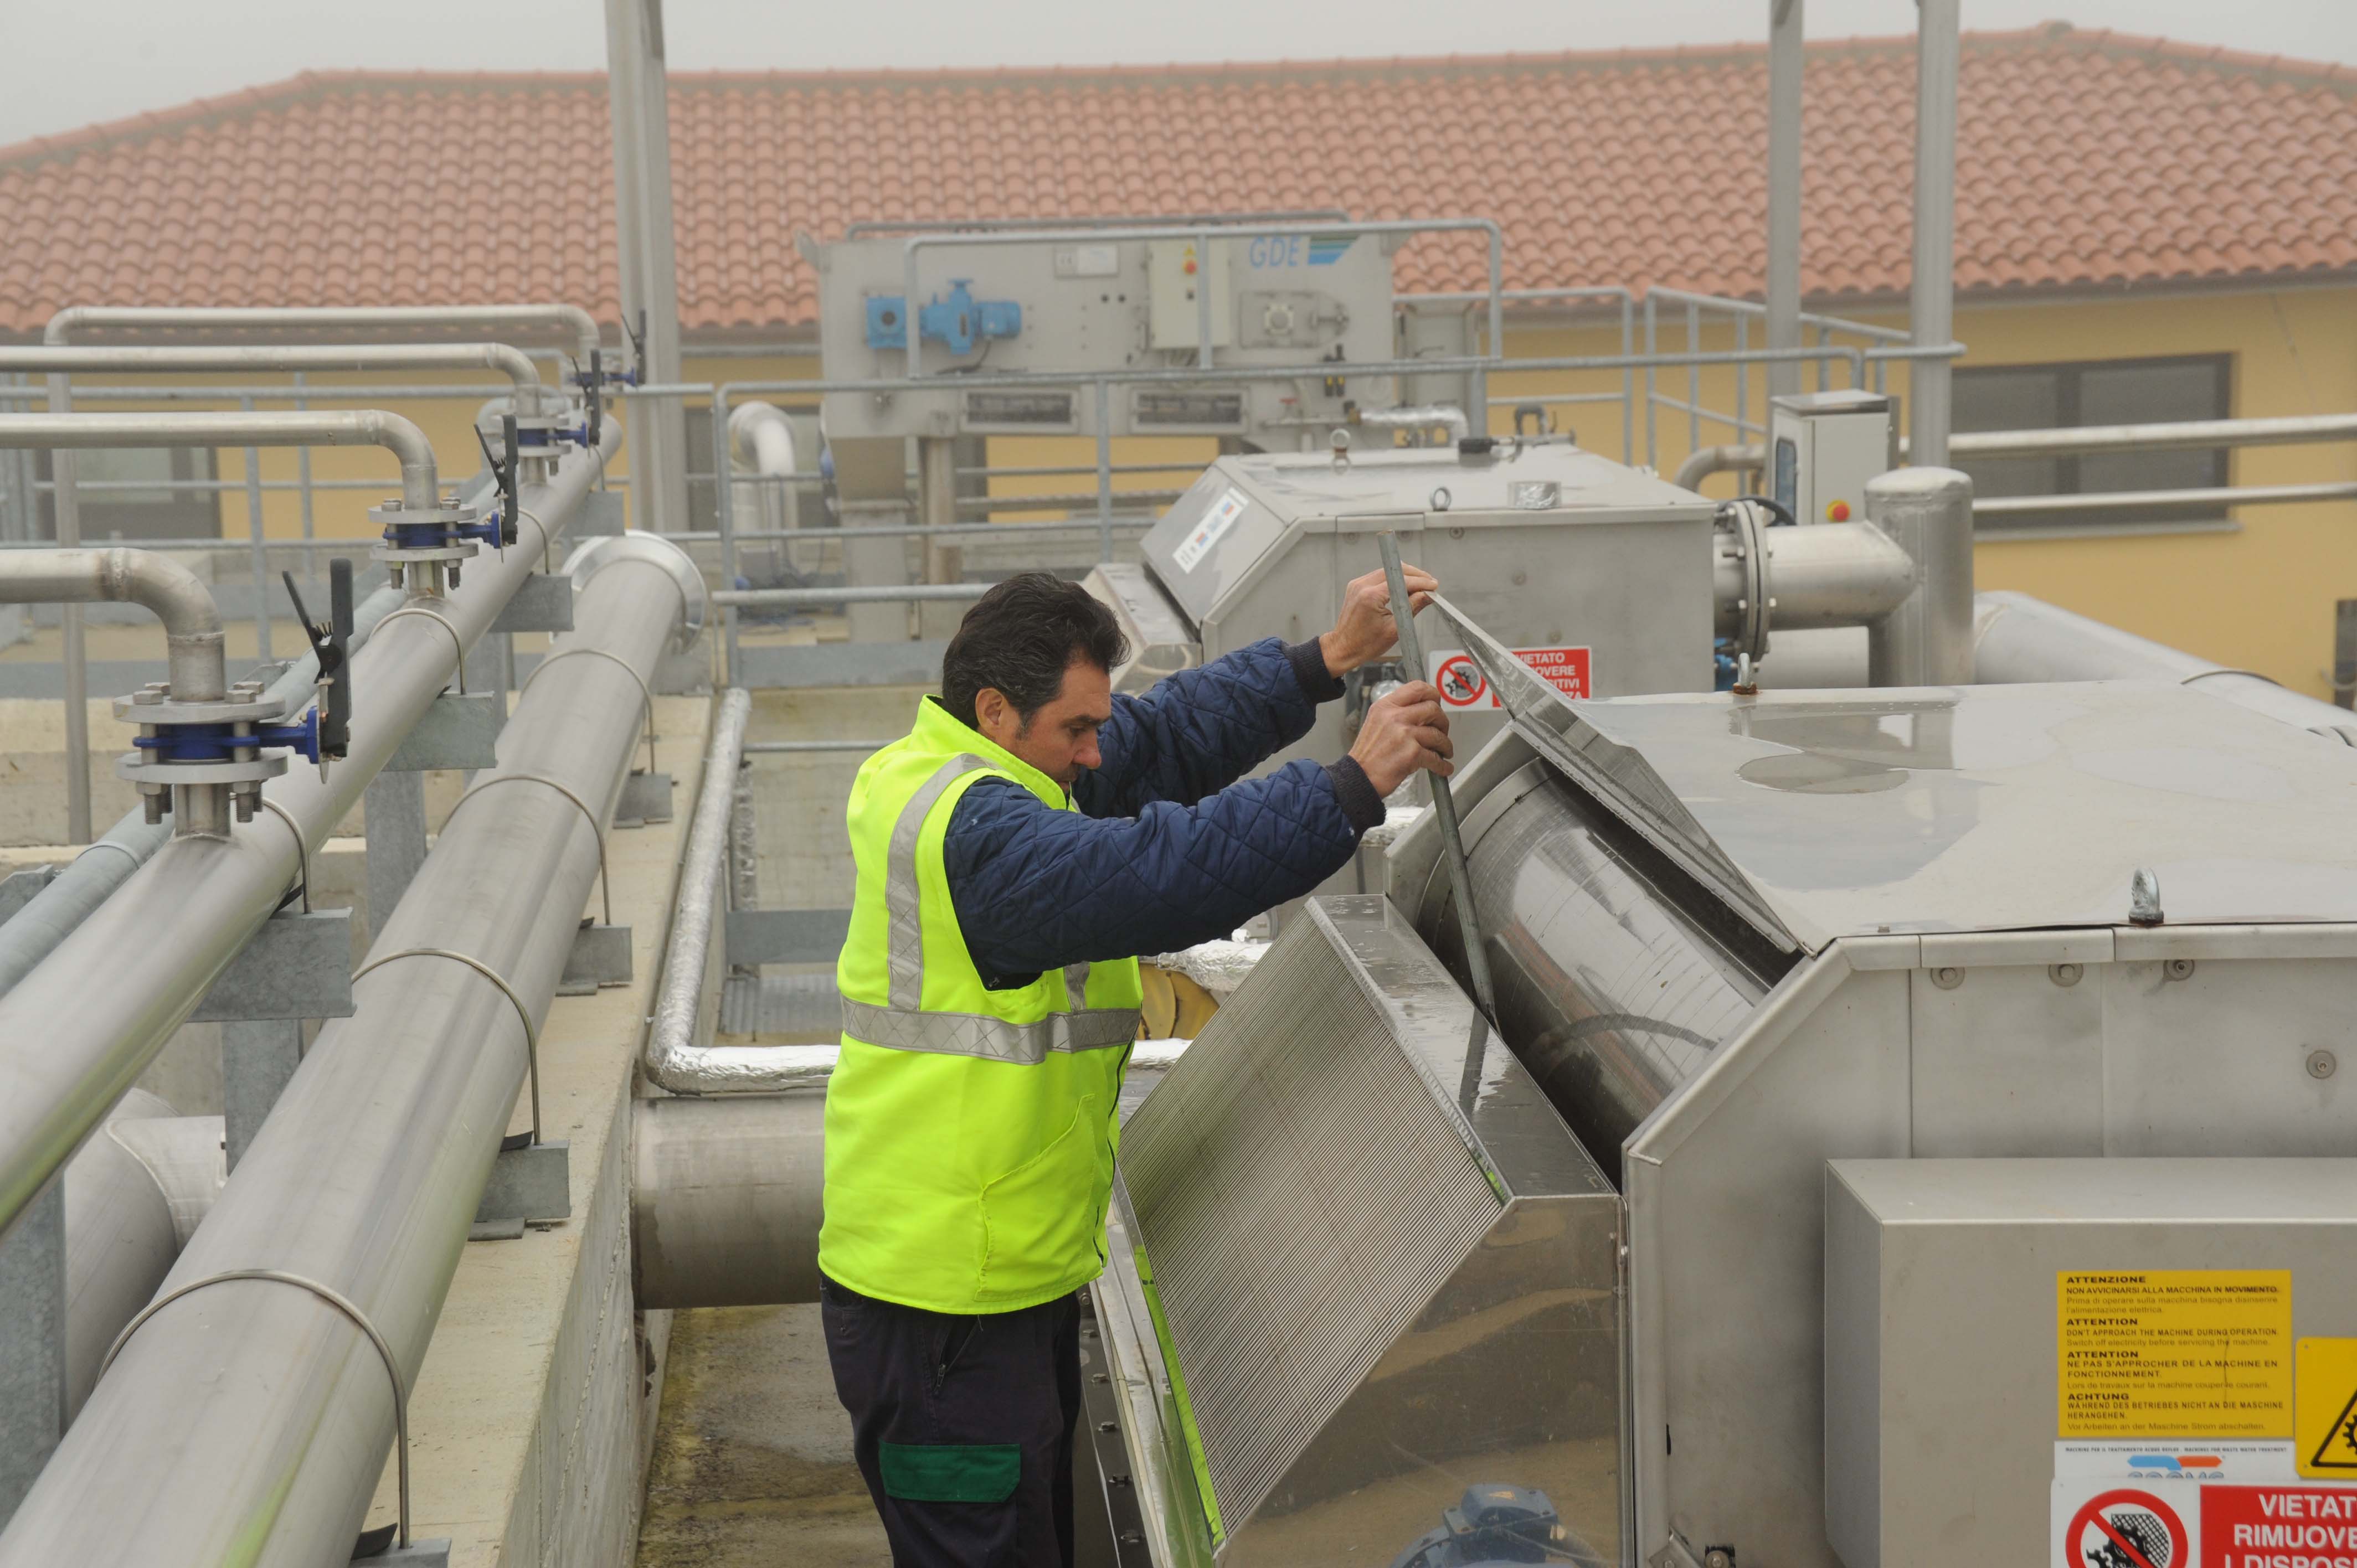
[879,1441,1022,1503]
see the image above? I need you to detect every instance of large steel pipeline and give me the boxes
[0,541,690,1567]
[0,470,495,1002]
[0,410,440,513]
[43,303,603,363]
[634,1094,827,1308]
[1710,520,1915,637]
[1973,590,2357,745]
[0,344,550,408]
[0,427,615,1249]
[0,548,227,701]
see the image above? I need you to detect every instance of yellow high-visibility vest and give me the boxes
[820,695,1144,1313]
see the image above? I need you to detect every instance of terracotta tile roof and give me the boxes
[3,24,2354,339]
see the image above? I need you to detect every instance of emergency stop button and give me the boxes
[1826,499,1851,522]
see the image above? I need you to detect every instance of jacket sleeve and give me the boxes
[1071,637,1343,817]
[943,759,1389,988]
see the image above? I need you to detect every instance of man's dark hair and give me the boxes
[940,572,1130,730]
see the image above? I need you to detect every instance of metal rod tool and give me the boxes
[1376,532,1496,1021]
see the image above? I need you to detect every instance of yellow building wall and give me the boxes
[1489,286,2357,703]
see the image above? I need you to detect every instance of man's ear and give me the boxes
[973,686,1010,739]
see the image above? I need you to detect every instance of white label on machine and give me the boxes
[1427,646,1593,708]
[1171,488,1249,572]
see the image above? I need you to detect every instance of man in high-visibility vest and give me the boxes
[821,566,1452,1567]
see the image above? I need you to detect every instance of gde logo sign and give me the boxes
[1245,235,1353,268]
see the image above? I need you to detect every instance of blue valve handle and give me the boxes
[133,708,322,764]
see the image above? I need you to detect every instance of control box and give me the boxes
[1770,389,1895,525]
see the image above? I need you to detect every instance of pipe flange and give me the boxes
[116,753,287,787]
[367,497,481,531]
[111,687,288,727]
[367,540,479,566]
[563,533,708,652]
[1717,499,1772,667]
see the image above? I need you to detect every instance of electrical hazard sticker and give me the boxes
[2060,1272,2294,1440]
[2298,1340,2357,1479]
[1425,646,1592,708]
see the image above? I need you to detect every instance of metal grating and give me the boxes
[1118,910,1501,1538]
[718,972,842,1038]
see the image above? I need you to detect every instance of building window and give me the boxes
[38,445,220,541]
[1953,354,2231,532]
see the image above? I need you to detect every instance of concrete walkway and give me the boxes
[635,1306,888,1567]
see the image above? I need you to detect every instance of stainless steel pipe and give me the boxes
[1974,591,2357,745]
[0,540,685,1566]
[43,304,602,363]
[0,344,549,409]
[634,1093,827,1308]
[1711,519,1916,637]
[0,548,225,702]
[1910,0,1960,466]
[0,429,614,1250]
[1672,413,2357,493]
[1866,467,1975,684]
[0,471,492,1003]
[0,410,440,513]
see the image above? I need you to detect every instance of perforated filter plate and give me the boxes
[1116,907,1502,1539]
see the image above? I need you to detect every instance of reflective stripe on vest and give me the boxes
[852,754,1142,1056]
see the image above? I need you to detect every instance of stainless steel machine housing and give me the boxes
[1099,596,2357,1568]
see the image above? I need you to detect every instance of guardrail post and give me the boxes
[1094,380,1114,559]
[241,394,272,664]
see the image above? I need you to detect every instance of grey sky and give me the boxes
[3,0,2352,149]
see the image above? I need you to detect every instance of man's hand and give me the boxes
[1349,681,1454,796]
[1320,565,1439,677]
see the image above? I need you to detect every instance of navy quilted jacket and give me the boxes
[942,637,1387,988]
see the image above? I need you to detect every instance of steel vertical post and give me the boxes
[46,373,89,844]
[241,396,272,664]
[1094,379,1114,558]
[604,0,687,530]
[1766,0,1805,399]
[1910,0,1960,466]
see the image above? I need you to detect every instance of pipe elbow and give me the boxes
[728,401,797,474]
[357,410,441,511]
[483,345,545,406]
[102,549,228,703]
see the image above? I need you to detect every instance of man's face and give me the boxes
[975,657,1112,789]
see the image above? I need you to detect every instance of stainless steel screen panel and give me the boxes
[1116,896,1622,1566]
[1118,902,1505,1536]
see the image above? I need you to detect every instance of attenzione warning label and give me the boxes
[2060,1271,2293,1440]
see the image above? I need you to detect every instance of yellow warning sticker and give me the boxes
[2058,1270,2293,1438]
[2297,1338,2357,1478]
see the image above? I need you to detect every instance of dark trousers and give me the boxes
[821,1274,1082,1568]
